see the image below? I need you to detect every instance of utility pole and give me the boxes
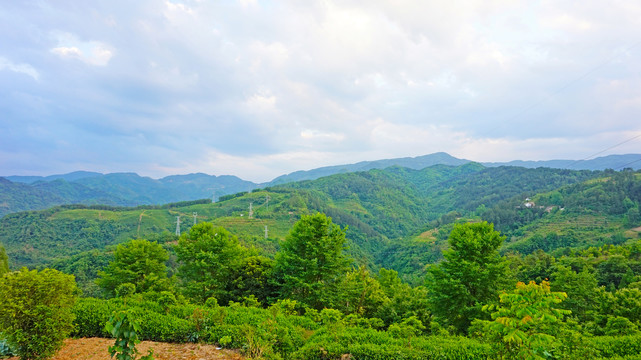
[193,212,197,226]
[248,202,254,219]
[175,216,181,236]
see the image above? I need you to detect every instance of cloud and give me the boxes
[0,57,39,80]
[50,32,114,66]
[1,0,640,180]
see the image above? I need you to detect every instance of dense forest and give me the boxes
[1,165,641,359]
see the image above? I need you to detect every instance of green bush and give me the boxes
[0,268,77,360]
[587,335,641,358]
[132,309,195,343]
[291,326,492,360]
[73,297,116,338]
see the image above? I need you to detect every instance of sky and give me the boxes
[1,1,640,182]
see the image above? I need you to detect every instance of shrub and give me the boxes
[105,310,154,360]
[72,298,116,338]
[0,268,77,360]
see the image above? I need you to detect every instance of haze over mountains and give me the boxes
[2,152,640,218]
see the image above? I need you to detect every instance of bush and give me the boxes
[291,326,492,360]
[72,298,116,338]
[0,268,77,360]
[587,335,641,358]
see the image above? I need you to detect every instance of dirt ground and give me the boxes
[5,338,244,360]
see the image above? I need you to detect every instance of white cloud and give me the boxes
[0,57,39,80]
[50,32,114,66]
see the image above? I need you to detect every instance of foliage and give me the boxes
[273,213,350,309]
[336,265,389,318]
[481,281,571,359]
[105,310,154,360]
[0,242,8,276]
[0,268,77,360]
[290,326,492,360]
[376,268,430,327]
[426,222,512,334]
[97,239,171,297]
[175,222,247,303]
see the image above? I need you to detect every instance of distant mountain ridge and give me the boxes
[2,152,639,217]
[268,152,641,184]
[0,172,257,217]
[268,152,470,185]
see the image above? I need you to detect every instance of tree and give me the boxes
[0,243,8,276]
[0,268,78,360]
[96,239,171,298]
[426,222,512,334]
[376,268,430,328]
[175,223,247,303]
[227,255,275,306]
[337,265,388,318]
[481,281,571,360]
[550,265,598,323]
[273,213,350,309]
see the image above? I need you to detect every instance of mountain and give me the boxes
[1,164,616,271]
[482,154,641,171]
[268,152,641,185]
[3,153,639,218]
[0,177,66,216]
[0,172,259,217]
[6,171,103,184]
[267,152,471,185]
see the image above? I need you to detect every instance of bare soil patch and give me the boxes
[6,338,244,360]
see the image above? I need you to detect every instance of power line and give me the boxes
[615,157,641,171]
[487,40,641,136]
[566,133,641,169]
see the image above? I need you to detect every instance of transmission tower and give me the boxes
[264,225,268,239]
[175,216,181,236]
[248,202,254,219]
[265,194,271,211]
[193,212,197,225]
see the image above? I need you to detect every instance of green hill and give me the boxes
[4,164,628,274]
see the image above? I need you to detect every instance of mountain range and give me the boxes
[2,152,640,217]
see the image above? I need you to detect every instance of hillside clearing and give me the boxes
[5,338,244,360]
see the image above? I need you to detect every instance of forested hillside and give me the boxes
[2,166,641,359]
[0,172,258,217]
[4,164,638,279]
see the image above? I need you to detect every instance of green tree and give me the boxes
[273,213,350,309]
[338,265,389,318]
[376,268,430,328]
[481,281,571,360]
[96,239,171,298]
[550,265,598,323]
[228,255,275,306]
[0,268,78,360]
[426,222,512,334]
[0,243,8,276]
[175,222,247,303]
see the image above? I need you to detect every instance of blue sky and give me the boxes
[1,1,640,182]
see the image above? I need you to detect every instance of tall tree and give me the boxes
[96,239,171,297]
[426,221,512,334]
[175,222,247,303]
[274,213,350,310]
